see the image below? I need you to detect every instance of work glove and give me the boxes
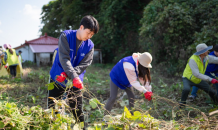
[56,72,67,82]
[144,91,153,101]
[211,79,218,84]
[73,77,83,89]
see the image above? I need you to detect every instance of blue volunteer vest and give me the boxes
[205,51,218,75]
[50,30,94,87]
[110,56,138,89]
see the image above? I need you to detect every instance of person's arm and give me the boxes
[74,47,94,75]
[208,55,218,64]
[4,52,7,63]
[123,62,148,93]
[189,59,212,82]
[58,33,78,80]
[138,78,152,91]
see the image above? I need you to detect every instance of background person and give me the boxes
[181,43,218,107]
[189,44,218,101]
[3,44,19,79]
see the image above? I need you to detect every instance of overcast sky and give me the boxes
[0,0,52,49]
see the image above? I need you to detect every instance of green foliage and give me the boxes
[140,0,218,75]
[40,0,149,63]
[0,101,74,129]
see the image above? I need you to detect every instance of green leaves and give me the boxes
[46,82,54,90]
[0,121,4,129]
[89,98,100,109]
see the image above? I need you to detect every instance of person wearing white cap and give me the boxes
[181,43,218,107]
[105,52,153,114]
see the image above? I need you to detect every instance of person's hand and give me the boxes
[211,79,218,84]
[73,77,83,89]
[56,72,67,82]
[144,91,153,101]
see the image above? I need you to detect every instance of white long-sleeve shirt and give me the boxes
[123,53,152,93]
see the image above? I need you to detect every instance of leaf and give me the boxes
[95,125,101,130]
[119,100,129,107]
[132,111,141,121]
[124,106,132,119]
[0,121,4,129]
[89,98,99,109]
[85,105,91,111]
[105,127,115,130]
[31,96,36,104]
[138,123,146,128]
[46,82,54,90]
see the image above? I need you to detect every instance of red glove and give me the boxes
[56,72,67,82]
[4,65,7,68]
[144,91,153,101]
[73,77,83,89]
[211,79,218,84]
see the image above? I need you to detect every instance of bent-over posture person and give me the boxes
[181,43,218,107]
[105,52,153,114]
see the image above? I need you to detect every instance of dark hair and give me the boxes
[138,62,151,85]
[19,50,22,53]
[214,44,218,52]
[80,15,99,34]
[6,47,13,54]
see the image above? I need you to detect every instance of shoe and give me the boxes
[188,95,196,102]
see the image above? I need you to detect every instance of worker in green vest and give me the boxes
[181,43,218,107]
[3,44,19,79]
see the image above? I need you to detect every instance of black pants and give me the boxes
[9,65,17,77]
[181,78,218,104]
[48,81,84,122]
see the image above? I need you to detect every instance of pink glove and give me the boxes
[56,72,67,82]
[211,79,218,84]
[4,65,7,68]
[73,77,83,89]
[144,91,153,101]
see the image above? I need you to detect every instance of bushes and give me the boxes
[139,0,218,75]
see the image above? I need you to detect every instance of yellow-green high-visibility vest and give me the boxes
[6,49,19,66]
[183,55,209,84]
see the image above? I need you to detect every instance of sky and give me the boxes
[0,0,52,49]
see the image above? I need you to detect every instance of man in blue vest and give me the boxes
[48,15,99,129]
[181,43,218,108]
[189,44,218,101]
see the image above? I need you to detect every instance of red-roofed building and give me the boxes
[14,33,58,66]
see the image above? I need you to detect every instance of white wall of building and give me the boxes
[15,45,34,62]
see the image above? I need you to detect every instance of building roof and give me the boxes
[14,33,58,50]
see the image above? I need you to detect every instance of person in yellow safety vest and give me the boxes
[3,44,19,79]
[181,43,218,108]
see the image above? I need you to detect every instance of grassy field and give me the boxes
[0,63,218,129]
